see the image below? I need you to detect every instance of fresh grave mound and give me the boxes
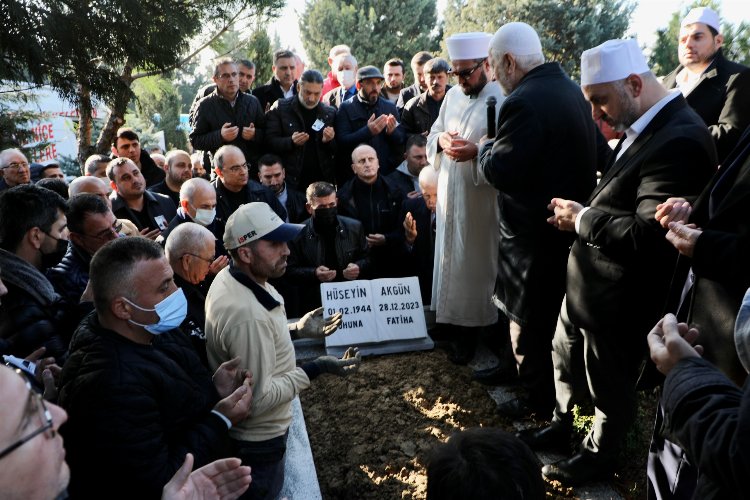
[301,349,652,499]
[301,349,501,499]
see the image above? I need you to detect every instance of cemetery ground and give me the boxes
[301,348,656,500]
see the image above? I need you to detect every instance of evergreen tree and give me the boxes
[442,0,635,82]
[299,0,440,72]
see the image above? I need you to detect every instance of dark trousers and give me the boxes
[550,296,645,459]
[509,302,559,412]
[646,403,697,499]
[233,432,288,500]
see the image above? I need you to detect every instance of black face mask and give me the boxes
[41,234,68,269]
[313,206,338,231]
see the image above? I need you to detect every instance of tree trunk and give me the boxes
[94,63,134,155]
[76,85,94,173]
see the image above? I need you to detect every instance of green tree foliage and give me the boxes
[442,0,635,81]
[131,75,189,151]
[649,0,750,77]
[0,92,50,156]
[1,0,284,164]
[246,29,274,85]
[299,0,440,73]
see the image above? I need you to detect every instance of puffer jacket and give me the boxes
[47,242,91,308]
[58,313,230,499]
[265,96,337,188]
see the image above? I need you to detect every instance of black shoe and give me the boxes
[472,365,518,386]
[496,397,541,419]
[447,341,475,365]
[542,451,613,486]
[516,423,571,451]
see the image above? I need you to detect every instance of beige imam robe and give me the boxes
[426,81,504,327]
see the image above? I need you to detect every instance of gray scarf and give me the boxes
[0,248,58,305]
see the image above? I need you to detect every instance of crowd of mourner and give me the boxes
[1,7,750,499]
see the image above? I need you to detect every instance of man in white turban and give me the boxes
[521,38,716,486]
[426,32,504,364]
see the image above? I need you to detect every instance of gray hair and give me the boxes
[164,222,215,265]
[329,44,351,59]
[84,154,110,175]
[179,177,213,204]
[213,145,243,171]
[0,148,25,169]
[514,53,545,73]
[333,53,357,69]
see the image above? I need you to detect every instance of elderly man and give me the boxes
[210,145,286,225]
[0,148,32,192]
[111,127,165,187]
[47,194,120,311]
[190,58,266,171]
[83,153,110,178]
[205,202,359,499]
[401,58,451,138]
[321,44,351,97]
[662,7,750,161]
[401,165,438,304]
[165,222,217,367]
[387,134,429,197]
[108,157,176,238]
[471,23,600,417]
[522,39,717,486]
[253,50,298,112]
[0,185,72,362]
[381,58,405,103]
[397,51,433,116]
[151,153,167,170]
[287,181,370,312]
[58,236,253,498]
[157,177,226,258]
[265,69,337,189]
[337,144,405,278]
[149,149,193,206]
[426,32,503,364]
[322,53,358,109]
[336,66,406,178]
[257,154,308,224]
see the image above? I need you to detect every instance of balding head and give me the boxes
[69,176,112,208]
[489,22,545,95]
[165,222,216,284]
[351,144,379,185]
[179,177,216,226]
[418,166,438,212]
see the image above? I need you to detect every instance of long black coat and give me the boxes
[566,95,716,335]
[675,126,750,384]
[478,63,598,325]
[663,49,750,162]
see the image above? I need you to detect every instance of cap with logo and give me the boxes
[223,202,304,250]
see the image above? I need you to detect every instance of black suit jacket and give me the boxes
[252,77,297,112]
[478,63,599,325]
[566,95,716,333]
[671,126,750,384]
[283,186,308,224]
[111,190,177,233]
[663,50,750,162]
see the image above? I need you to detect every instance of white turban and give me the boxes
[490,22,543,57]
[580,39,650,86]
[682,7,721,32]
[446,32,492,60]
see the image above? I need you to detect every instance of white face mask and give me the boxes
[192,206,216,226]
[336,69,355,89]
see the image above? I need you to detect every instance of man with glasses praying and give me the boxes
[211,145,287,226]
[425,32,504,365]
[0,148,32,192]
[190,57,266,173]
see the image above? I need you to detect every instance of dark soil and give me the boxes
[301,349,656,499]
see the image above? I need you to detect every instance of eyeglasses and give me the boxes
[224,163,248,174]
[0,369,55,460]
[183,253,213,264]
[218,72,238,80]
[448,59,486,79]
[82,221,123,241]
[3,162,29,171]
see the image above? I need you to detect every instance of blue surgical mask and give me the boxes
[124,288,187,335]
